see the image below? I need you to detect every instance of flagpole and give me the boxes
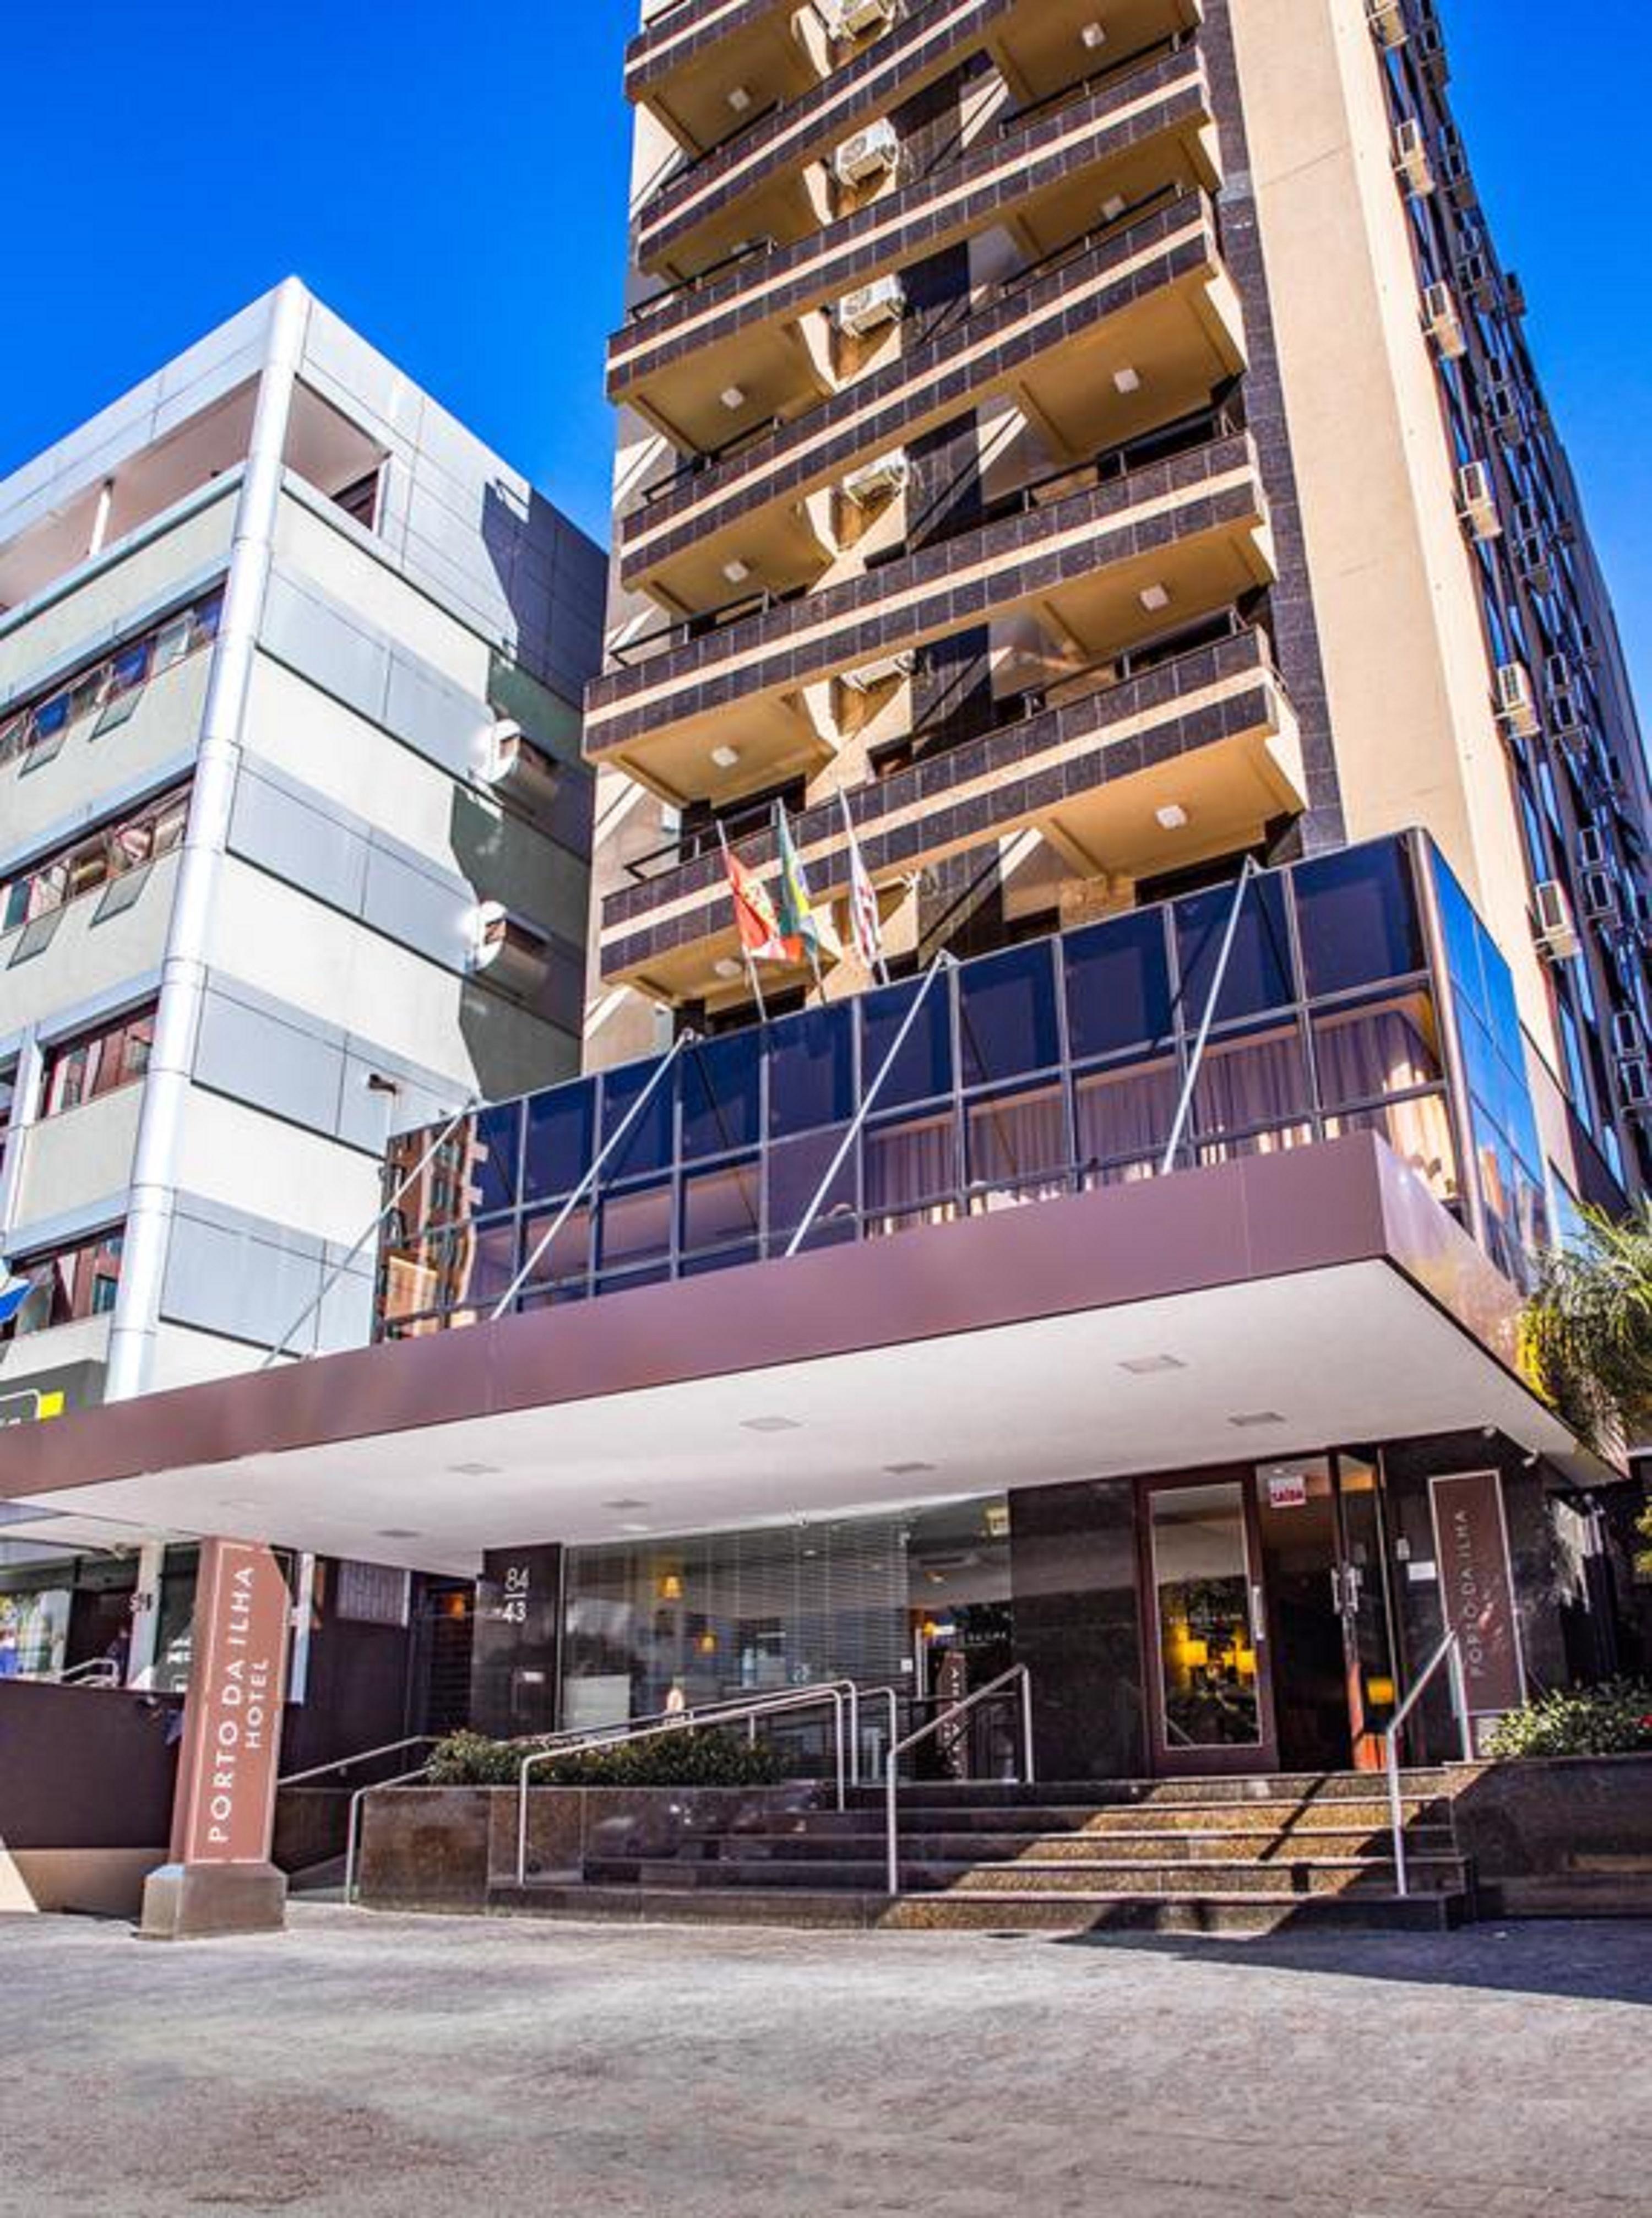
[837,784,890,987]
[716,820,768,1022]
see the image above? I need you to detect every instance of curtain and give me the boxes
[1193,1026,1308,1138]
[866,1114,958,1232]
[1313,999,1440,1110]
[966,1086,1067,1199]
[1076,1060,1178,1172]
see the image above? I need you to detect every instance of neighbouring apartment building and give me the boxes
[0,281,602,1422]
[2,0,1650,1906]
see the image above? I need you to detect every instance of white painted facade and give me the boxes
[0,281,603,1410]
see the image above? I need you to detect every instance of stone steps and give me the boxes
[652,1825,1460,1867]
[587,1852,1466,1898]
[768,1801,1449,1839]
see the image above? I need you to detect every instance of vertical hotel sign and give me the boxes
[1429,1471,1525,1751]
[170,1540,291,1866]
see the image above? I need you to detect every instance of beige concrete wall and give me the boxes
[0,1845,162,1919]
[1227,0,1558,1068]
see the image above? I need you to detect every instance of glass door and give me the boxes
[1335,1454,1398,1771]
[1143,1477,1278,1776]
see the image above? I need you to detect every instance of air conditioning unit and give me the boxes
[1619,1056,1652,1112]
[1365,0,1406,46]
[840,650,915,693]
[1610,1008,1644,1061]
[1533,877,1582,962]
[1455,461,1499,541]
[1422,281,1466,360]
[841,451,910,507]
[1416,15,1449,82]
[468,901,552,999]
[832,120,899,187]
[1495,661,1539,737]
[1582,866,1620,924]
[479,718,561,817]
[1392,118,1435,198]
[1578,823,1608,872]
[822,0,895,38]
[836,275,906,337]
[1457,250,1496,311]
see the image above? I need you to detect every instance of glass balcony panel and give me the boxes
[859,974,953,1110]
[767,1005,854,1140]
[765,1126,855,1246]
[525,1078,596,1203]
[682,1241,762,1278]
[1175,875,1294,1026]
[1064,909,1174,1063]
[1311,993,1443,1111]
[520,1206,594,1303]
[1075,1054,1180,1176]
[958,942,1061,1088]
[468,1103,522,1215]
[1192,1021,1309,1141]
[681,1032,762,1159]
[865,1111,958,1236]
[966,1082,1069,1208]
[1294,840,1425,997]
[682,1160,762,1254]
[601,1059,677,1180]
[599,1183,675,1271]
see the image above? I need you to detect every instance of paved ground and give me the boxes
[3,1908,1651,2216]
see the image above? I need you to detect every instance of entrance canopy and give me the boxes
[0,1136,1577,1572]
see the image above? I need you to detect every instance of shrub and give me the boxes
[424,1726,791,1789]
[1481,1679,1652,1760]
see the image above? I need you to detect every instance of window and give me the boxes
[1293,842,1425,997]
[333,470,382,530]
[957,942,1061,1087]
[1064,909,1173,1062]
[2,1228,123,1340]
[1175,875,1294,1026]
[1,785,190,934]
[0,592,222,771]
[41,1004,156,1115]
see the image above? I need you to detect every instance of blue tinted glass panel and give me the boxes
[524,1079,595,1202]
[601,1057,676,1180]
[1064,909,1173,1060]
[766,1126,854,1239]
[468,1102,521,1214]
[681,1160,761,1251]
[860,974,952,1108]
[1294,840,1423,997]
[681,1032,761,1158]
[957,942,1060,1087]
[768,1007,854,1138]
[1430,850,1485,1011]
[1175,876,1294,1024]
[598,1183,673,1269]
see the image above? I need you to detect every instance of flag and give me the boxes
[721,837,789,964]
[837,788,887,981]
[774,805,842,965]
[0,1270,31,1330]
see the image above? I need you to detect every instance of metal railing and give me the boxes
[883,1664,1033,1896]
[277,1736,442,1908]
[52,1657,123,1689]
[1382,1629,1470,1896]
[513,1679,899,1888]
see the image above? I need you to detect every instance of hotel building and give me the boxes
[1,1,1649,1923]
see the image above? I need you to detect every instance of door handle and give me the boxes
[1251,1582,1267,1644]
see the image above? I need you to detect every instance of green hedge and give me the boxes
[425,1726,791,1789]
[1481,1679,1652,1759]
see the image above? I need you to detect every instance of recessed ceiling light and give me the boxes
[1080,21,1106,48]
[447,1462,501,1477]
[1118,1354,1186,1375]
[603,1498,651,1511]
[1112,363,1142,393]
[1228,1411,1287,1429]
[617,1521,653,1534]
[1155,803,1189,831]
[376,1527,423,1539]
[1139,583,1171,612]
[714,957,745,980]
[884,1460,936,1476]
[741,1415,802,1433]
[722,558,751,584]
[727,84,752,112]
[711,742,741,768]
[720,384,747,411]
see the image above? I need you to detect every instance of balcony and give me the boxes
[618,191,1245,611]
[610,36,1216,453]
[597,621,1303,1002]
[590,424,1274,805]
[635,0,1203,279]
[627,0,831,159]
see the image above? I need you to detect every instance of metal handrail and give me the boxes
[513,1679,868,1887]
[883,1664,1034,1896]
[54,1657,122,1688]
[1383,1628,1470,1897]
[277,1734,439,1788]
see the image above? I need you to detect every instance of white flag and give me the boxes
[838,788,887,983]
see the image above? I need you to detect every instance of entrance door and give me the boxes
[1255,1454,1399,1774]
[1143,1476,1279,1776]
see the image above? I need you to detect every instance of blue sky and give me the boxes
[4,1,1648,718]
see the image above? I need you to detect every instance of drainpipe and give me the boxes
[104,280,309,1402]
